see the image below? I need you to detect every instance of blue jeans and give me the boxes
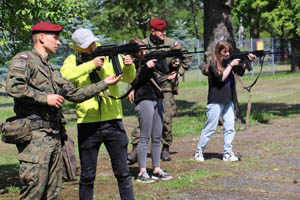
[78,119,134,200]
[196,102,235,154]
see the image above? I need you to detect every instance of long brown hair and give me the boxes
[205,40,233,75]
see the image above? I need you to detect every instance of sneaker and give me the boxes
[194,151,204,162]
[152,169,173,181]
[136,171,155,183]
[223,151,239,162]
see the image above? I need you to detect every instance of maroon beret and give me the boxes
[150,19,166,31]
[30,22,62,34]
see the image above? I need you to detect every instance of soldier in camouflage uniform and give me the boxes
[128,19,192,163]
[5,22,121,200]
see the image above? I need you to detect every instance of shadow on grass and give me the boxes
[0,164,21,192]
[240,102,300,121]
[203,152,223,161]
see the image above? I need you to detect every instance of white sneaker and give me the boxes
[223,152,239,162]
[194,151,204,162]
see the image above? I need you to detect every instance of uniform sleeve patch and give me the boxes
[20,55,28,59]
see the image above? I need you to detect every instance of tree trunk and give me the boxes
[290,37,300,72]
[190,0,200,40]
[203,0,235,60]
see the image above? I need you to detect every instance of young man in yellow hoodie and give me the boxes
[60,28,135,200]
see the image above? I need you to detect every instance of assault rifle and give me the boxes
[223,50,284,72]
[81,43,170,76]
[139,49,204,65]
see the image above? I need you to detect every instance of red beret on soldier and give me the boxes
[150,19,166,31]
[30,22,62,35]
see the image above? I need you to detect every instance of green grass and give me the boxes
[173,116,204,137]
[0,109,14,121]
[153,169,227,191]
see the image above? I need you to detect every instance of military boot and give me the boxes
[161,144,171,161]
[127,144,138,165]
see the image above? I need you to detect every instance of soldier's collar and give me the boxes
[150,34,164,45]
[32,48,50,64]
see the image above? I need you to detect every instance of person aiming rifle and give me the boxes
[60,28,135,200]
[128,18,192,163]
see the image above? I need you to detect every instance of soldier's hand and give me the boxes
[122,55,133,66]
[146,59,156,68]
[104,74,122,85]
[93,56,105,69]
[128,91,134,104]
[47,94,64,109]
[167,71,178,80]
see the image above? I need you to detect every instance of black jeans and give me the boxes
[77,119,134,200]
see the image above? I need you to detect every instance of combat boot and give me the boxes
[127,144,138,165]
[161,144,171,161]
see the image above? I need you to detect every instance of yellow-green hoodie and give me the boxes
[60,54,136,123]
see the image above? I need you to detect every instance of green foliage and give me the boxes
[88,0,204,42]
[90,0,166,41]
[0,0,89,64]
[232,0,277,38]
[262,0,300,38]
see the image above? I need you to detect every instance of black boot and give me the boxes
[127,144,138,165]
[161,144,171,161]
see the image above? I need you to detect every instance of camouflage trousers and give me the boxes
[16,130,62,200]
[131,92,177,146]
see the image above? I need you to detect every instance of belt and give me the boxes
[31,120,61,130]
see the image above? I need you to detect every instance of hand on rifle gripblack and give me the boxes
[104,74,123,85]
[122,55,133,66]
[247,53,256,62]
[93,56,105,69]
[146,59,156,69]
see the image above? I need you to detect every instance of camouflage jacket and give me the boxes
[142,36,192,93]
[6,48,108,124]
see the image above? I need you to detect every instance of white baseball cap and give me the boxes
[71,28,99,49]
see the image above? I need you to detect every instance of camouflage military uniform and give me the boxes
[130,37,191,148]
[6,49,108,200]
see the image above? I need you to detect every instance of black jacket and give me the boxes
[132,60,163,104]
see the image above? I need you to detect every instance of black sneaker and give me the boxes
[136,171,155,183]
[152,169,173,181]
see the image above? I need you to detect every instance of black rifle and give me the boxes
[223,50,284,72]
[139,49,204,65]
[81,43,170,76]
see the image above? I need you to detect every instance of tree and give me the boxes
[173,0,204,40]
[90,0,167,41]
[0,0,89,64]
[232,0,276,38]
[262,0,300,72]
